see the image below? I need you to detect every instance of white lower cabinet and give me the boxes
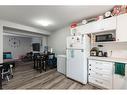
[88,59,113,89]
[113,64,127,89]
[57,55,66,75]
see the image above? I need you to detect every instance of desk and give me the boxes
[0,64,2,89]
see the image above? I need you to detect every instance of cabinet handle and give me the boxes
[89,73,90,75]
[89,64,91,66]
[89,69,91,71]
[117,39,119,41]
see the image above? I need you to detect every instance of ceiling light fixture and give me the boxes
[36,19,53,27]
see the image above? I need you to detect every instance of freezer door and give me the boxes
[66,49,87,84]
[66,35,90,49]
[67,36,85,49]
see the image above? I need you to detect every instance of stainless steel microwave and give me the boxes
[96,34,113,42]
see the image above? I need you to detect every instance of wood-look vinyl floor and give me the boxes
[2,61,98,89]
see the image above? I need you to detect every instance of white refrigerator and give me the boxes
[66,35,90,84]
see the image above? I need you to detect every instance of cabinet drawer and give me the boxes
[89,60,113,70]
[89,76,112,89]
[89,65,113,75]
[89,70,112,81]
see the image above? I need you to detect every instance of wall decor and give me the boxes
[9,37,20,48]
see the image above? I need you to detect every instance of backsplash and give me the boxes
[91,42,127,59]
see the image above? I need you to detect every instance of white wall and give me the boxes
[0,25,3,63]
[3,35,32,58]
[48,27,70,55]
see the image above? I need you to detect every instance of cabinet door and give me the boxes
[71,25,92,35]
[57,56,66,75]
[76,22,95,34]
[101,17,116,31]
[73,22,95,34]
[76,25,86,35]
[76,17,116,35]
[116,13,127,42]
[93,17,116,33]
[113,64,127,89]
[83,22,95,34]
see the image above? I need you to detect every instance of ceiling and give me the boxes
[0,6,113,32]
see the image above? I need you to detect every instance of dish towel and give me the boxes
[115,62,125,76]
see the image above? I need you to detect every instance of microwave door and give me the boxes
[96,34,113,42]
[96,36,106,42]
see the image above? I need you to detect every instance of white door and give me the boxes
[66,49,87,84]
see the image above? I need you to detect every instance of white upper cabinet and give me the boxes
[76,17,116,35]
[116,13,127,42]
[94,17,116,32]
[75,22,95,35]
[74,14,127,42]
[81,22,95,34]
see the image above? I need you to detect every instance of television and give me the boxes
[32,43,40,51]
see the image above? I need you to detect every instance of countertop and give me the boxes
[88,56,127,63]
